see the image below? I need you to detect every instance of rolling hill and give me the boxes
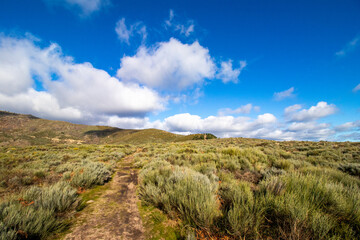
[0,111,215,146]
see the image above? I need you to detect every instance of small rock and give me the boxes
[87,200,95,204]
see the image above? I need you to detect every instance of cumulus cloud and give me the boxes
[334,121,360,132]
[285,102,337,122]
[353,83,360,92]
[274,87,295,101]
[157,113,277,138]
[0,35,164,123]
[218,103,259,116]
[44,0,109,16]
[336,35,360,57]
[115,18,147,45]
[284,104,302,114]
[117,38,216,90]
[216,60,247,83]
[135,110,344,141]
[164,9,195,37]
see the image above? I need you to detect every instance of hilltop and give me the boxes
[0,111,215,146]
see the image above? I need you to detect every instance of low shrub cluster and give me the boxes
[0,181,78,240]
[136,139,360,239]
[0,144,133,239]
[139,160,220,229]
[69,160,112,188]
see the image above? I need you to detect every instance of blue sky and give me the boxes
[0,0,359,141]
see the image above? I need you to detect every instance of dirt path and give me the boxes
[64,150,144,240]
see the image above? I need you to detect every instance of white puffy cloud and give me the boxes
[218,103,259,116]
[136,111,339,141]
[0,35,164,122]
[334,121,360,132]
[115,18,147,44]
[353,83,360,92]
[284,104,302,114]
[216,60,247,84]
[274,87,295,101]
[117,38,216,90]
[0,89,82,121]
[285,102,337,122]
[157,113,277,138]
[98,115,151,129]
[43,0,109,16]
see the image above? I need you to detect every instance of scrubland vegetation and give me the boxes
[0,136,359,239]
[135,138,360,239]
[0,144,134,239]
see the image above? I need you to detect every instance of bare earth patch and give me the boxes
[64,151,144,240]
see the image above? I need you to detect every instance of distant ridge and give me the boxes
[0,111,216,146]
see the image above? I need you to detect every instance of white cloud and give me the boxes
[0,89,82,121]
[334,121,360,132]
[165,9,174,27]
[216,60,247,83]
[0,35,164,123]
[115,18,131,44]
[117,38,216,90]
[274,87,295,101]
[218,103,259,116]
[285,101,337,122]
[353,83,360,92]
[134,111,339,141]
[44,0,109,16]
[284,104,302,114]
[98,115,150,129]
[175,23,195,37]
[157,113,277,138]
[164,9,195,37]
[336,35,360,57]
[115,18,147,45]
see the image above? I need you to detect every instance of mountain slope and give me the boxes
[0,111,186,146]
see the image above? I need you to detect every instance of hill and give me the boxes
[0,111,215,146]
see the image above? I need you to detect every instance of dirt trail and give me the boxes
[64,150,144,240]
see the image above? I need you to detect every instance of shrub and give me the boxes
[338,163,360,177]
[0,181,78,239]
[260,173,360,239]
[34,170,46,179]
[219,181,265,239]
[139,161,220,229]
[70,161,112,188]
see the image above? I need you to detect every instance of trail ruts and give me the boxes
[64,149,144,240]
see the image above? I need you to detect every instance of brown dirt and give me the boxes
[64,151,144,240]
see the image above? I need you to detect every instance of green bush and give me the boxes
[338,163,360,177]
[0,181,77,239]
[139,160,220,229]
[70,160,112,188]
[219,180,265,238]
[260,173,360,239]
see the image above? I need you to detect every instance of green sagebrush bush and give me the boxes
[70,160,112,188]
[219,180,265,239]
[260,173,360,239]
[338,163,360,177]
[139,160,220,229]
[0,181,77,240]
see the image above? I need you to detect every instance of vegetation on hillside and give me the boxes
[0,111,212,146]
[0,144,135,239]
[1,111,359,239]
[135,138,360,239]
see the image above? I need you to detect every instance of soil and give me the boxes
[64,150,145,240]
